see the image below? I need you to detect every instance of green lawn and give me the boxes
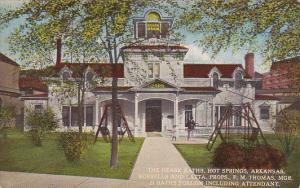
[175,134,300,188]
[0,128,144,179]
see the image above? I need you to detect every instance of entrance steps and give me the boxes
[146,132,162,137]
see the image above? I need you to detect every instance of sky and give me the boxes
[0,0,269,73]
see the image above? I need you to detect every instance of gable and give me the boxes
[141,79,177,89]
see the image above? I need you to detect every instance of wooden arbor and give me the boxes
[94,103,135,143]
[207,103,267,151]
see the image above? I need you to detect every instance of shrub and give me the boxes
[26,108,58,146]
[212,142,245,168]
[59,132,90,161]
[0,105,15,128]
[212,143,286,169]
[247,145,286,169]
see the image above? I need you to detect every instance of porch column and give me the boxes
[95,97,100,126]
[174,96,179,126]
[134,93,139,129]
[174,96,179,137]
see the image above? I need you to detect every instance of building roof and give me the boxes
[184,64,251,78]
[93,86,133,92]
[21,93,48,100]
[270,56,300,71]
[181,87,220,93]
[49,63,124,78]
[255,94,279,100]
[19,77,48,92]
[121,44,188,52]
[0,53,19,66]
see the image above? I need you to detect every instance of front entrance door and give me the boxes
[146,100,162,132]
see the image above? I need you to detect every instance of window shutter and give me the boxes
[138,22,146,38]
[161,22,169,38]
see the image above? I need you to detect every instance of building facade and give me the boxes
[0,53,23,127]
[22,10,278,136]
[262,57,300,90]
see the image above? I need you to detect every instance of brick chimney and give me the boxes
[56,38,62,66]
[245,53,254,78]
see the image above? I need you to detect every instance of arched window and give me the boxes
[234,71,243,89]
[146,11,161,38]
[146,12,161,21]
[212,72,219,88]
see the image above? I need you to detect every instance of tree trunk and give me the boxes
[56,37,62,66]
[110,63,118,168]
[78,82,83,134]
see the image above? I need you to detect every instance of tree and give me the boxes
[180,0,300,62]
[0,1,104,135]
[275,107,300,157]
[0,104,15,128]
[1,0,181,168]
[81,0,181,168]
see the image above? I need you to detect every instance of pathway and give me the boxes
[129,137,204,187]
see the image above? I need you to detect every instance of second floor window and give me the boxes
[148,63,160,78]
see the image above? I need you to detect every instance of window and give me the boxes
[148,62,160,78]
[148,63,153,78]
[214,106,219,125]
[234,71,243,89]
[160,22,169,38]
[146,12,161,39]
[62,105,94,127]
[154,63,160,78]
[212,72,219,88]
[185,105,193,127]
[71,106,78,126]
[137,22,146,38]
[220,106,226,121]
[34,104,43,113]
[234,106,242,126]
[85,106,94,126]
[62,71,70,80]
[260,106,270,120]
[86,72,94,83]
[62,106,70,127]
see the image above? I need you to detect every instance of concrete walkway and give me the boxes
[130,137,204,187]
[0,137,210,188]
[0,171,129,188]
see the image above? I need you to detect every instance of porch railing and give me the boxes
[166,126,214,138]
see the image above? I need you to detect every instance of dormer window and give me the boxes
[85,71,94,83]
[62,70,71,80]
[212,72,219,88]
[234,70,244,89]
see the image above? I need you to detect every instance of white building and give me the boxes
[22,10,278,137]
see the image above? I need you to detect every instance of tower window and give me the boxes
[146,12,161,21]
[137,22,145,38]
